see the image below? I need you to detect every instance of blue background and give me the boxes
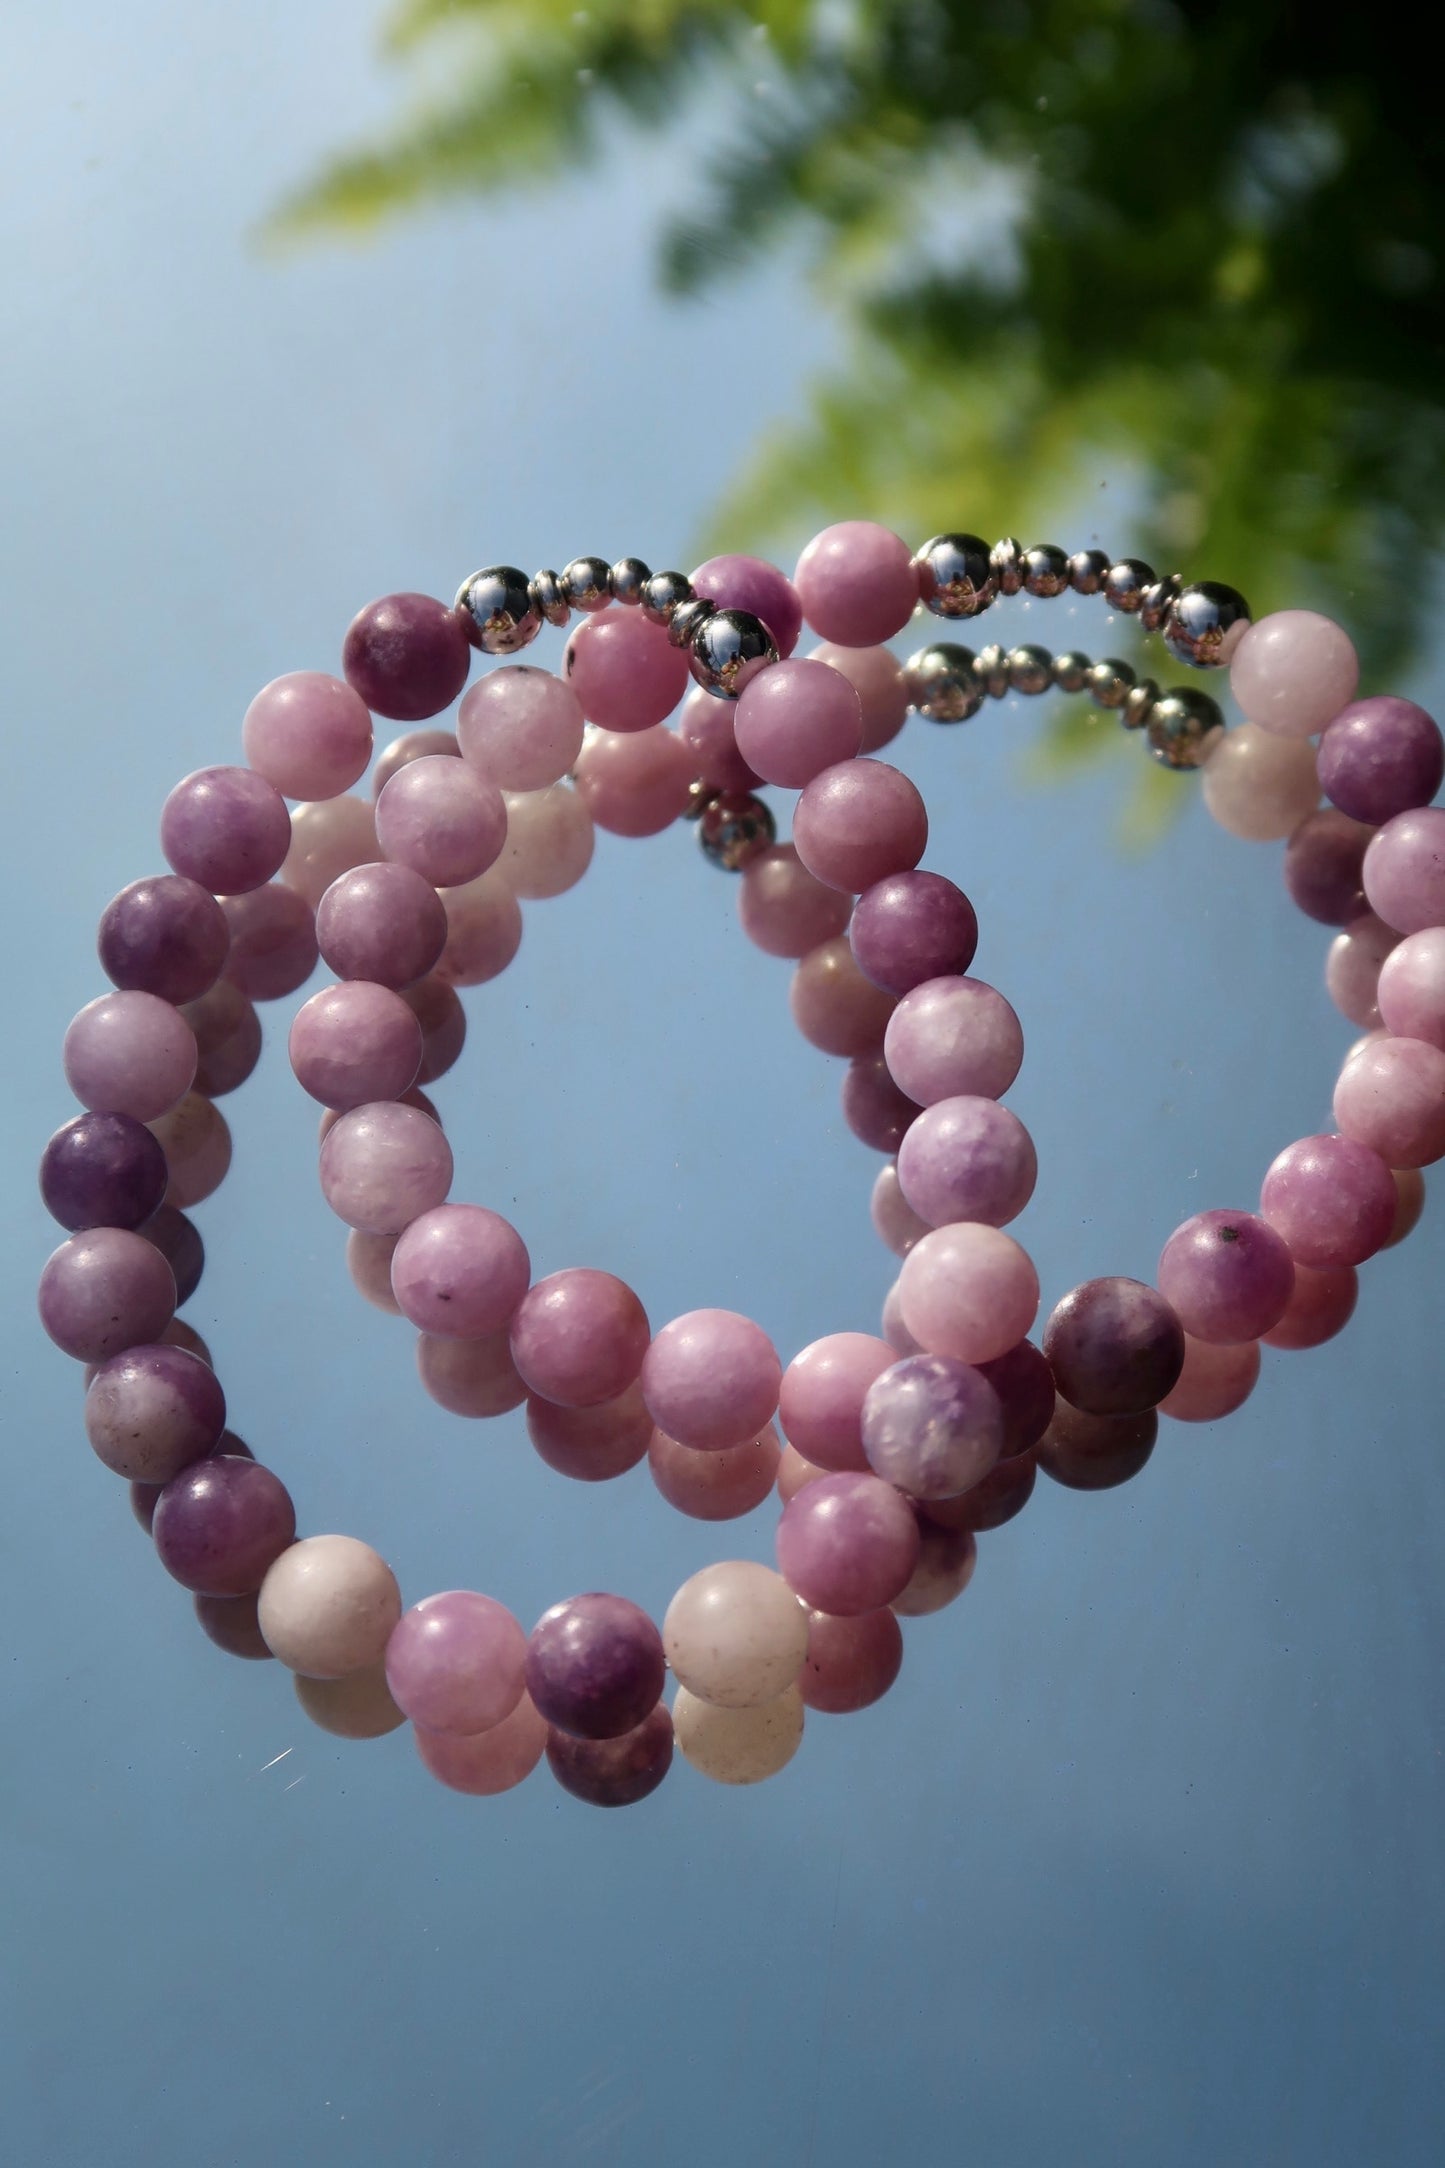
[3,7,1443,2164]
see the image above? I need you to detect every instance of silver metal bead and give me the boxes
[974,642,1011,698]
[1052,650,1093,694]
[1086,657,1137,709]
[528,568,570,628]
[1139,573,1183,634]
[990,538,1026,597]
[1160,580,1252,670]
[561,556,613,614]
[668,596,716,650]
[1120,677,1161,730]
[689,607,778,699]
[914,533,996,619]
[640,570,694,627]
[1067,548,1111,595]
[1021,544,1070,599]
[696,790,776,870]
[903,642,983,723]
[1102,558,1156,615]
[1147,688,1225,769]
[1006,643,1054,694]
[609,557,651,606]
[455,566,542,654]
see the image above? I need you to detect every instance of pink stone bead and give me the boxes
[372,729,460,797]
[320,1084,438,1146]
[38,1228,175,1363]
[316,861,448,989]
[778,1333,897,1474]
[319,1100,454,1233]
[870,1161,931,1256]
[789,936,897,1056]
[1157,1334,1261,1422]
[648,1423,781,1520]
[1228,611,1359,737]
[288,981,423,1109]
[182,982,260,1097]
[384,1589,526,1736]
[160,767,292,894]
[280,795,379,911]
[572,724,695,836]
[415,1691,548,1794]
[343,592,471,722]
[775,1470,921,1615]
[418,1329,526,1417]
[1200,724,1321,841]
[64,991,197,1121]
[738,844,852,959]
[691,554,803,657]
[456,665,585,790]
[242,671,374,800]
[1362,807,1445,934]
[390,1204,530,1338]
[1385,1166,1426,1245]
[1259,1132,1396,1267]
[525,1384,653,1481]
[842,1055,921,1153]
[897,1224,1040,1363]
[1333,1034,1445,1167]
[563,608,691,731]
[678,686,761,796]
[219,884,318,1001]
[1156,1209,1295,1343]
[896,1095,1037,1227]
[401,974,466,1083]
[148,1093,232,1208]
[498,784,594,899]
[776,1443,829,1503]
[374,754,507,888]
[1326,912,1400,1028]
[1378,927,1445,1049]
[891,1520,978,1618]
[792,758,928,892]
[641,1308,782,1451]
[258,1533,402,1677]
[509,1268,650,1408]
[435,868,523,987]
[848,871,979,996]
[793,522,919,647]
[347,1229,401,1314]
[733,659,863,788]
[798,1606,904,1713]
[883,976,1024,1106]
[1261,1264,1358,1350]
[1283,809,1375,927]
[1318,697,1445,825]
[808,643,909,753]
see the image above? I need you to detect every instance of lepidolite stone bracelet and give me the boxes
[37,523,1444,1808]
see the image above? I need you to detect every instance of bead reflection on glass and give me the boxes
[974,643,1010,698]
[1121,677,1160,730]
[904,643,984,723]
[689,608,778,699]
[913,533,996,619]
[455,565,541,654]
[1162,581,1252,669]
[1051,650,1092,694]
[667,596,716,650]
[1102,558,1156,614]
[990,537,1025,596]
[1067,548,1110,595]
[1147,688,1225,769]
[695,792,777,871]
[561,557,612,614]
[1140,573,1183,634]
[609,557,650,607]
[640,569,694,627]
[528,568,570,627]
[1086,657,1136,708]
[1021,543,1070,599]
[1006,644,1053,695]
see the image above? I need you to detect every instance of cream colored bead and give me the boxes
[663,1560,809,1708]
[672,1684,804,1784]
[499,784,595,899]
[295,1663,406,1739]
[1200,722,1321,841]
[258,1534,402,1678]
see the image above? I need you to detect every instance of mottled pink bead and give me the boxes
[1362,807,1445,934]
[510,1269,650,1408]
[808,643,909,753]
[1261,1264,1358,1350]
[525,1592,665,1741]
[416,1691,548,1794]
[691,554,803,657]
[372,729,460,797]
[861,1352,1003,1499]
[896,1095,1036,1228]
[648,1423,781,1520]
[733,659,862,788]
[400,974,466,1082]
[160,767,291,895]
[384,1590,526,1735]
[85,1342,225,1482]
[798,1606,903,1713]
[288,981,422,1110]
[457,665,585,791]
[1283,810,1374,926]
[793,522,919,647]
[374,755,507,888]
[790,936,897,1056]
[64,990,197,1122]
[153,1455,296,1595]
[891,1520,978,1617]
[1043,1277,1185,1417]
[739,845,852,959]
[1260,1132,1396,1267]
[1378,927,1445,1050]
[418,1329,525,1417]
[146,1093,232,1209]
[1158,1333,1261,1422]
[677,685,760,796]
[1157,1209,1295,1343]
[98,876,229,1005]
[1325,914,1399,1028]
[435,868,523,987]
[389,1204,529,1338]
[280,795,379,911]
[1036,1400,1156,1491]
[243,671,374,800]
[572,724,695,836]
[546,1705,674,1809]
[841,1054,921,1153]
[793,758,928,893]
[883,976,1024,1107]
[870,1161,931,1257]
[343,592,471,722]
[38,1227,175,1363]
[1333,1034,1445,1167]
[1228,610,1359,737]
[347,1229,401,1313]
[319,1100,454,1233]
[316,862,448,989]
[641,1308,781,1451]
[848,871,978,995]
[219,884,317,1001]
[182,981,261,1098]
[776,1470,921,1615]
[778,1333,896,1474]
[1318,697,1444,825]
[564,608,690,731]
[526,1384,653,1481]
[897,1223,1040,1363]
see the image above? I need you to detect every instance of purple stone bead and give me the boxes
[373,728,461,796]
[390,1204,530,1339]
[775,1471,921,1615]
[848,872,979,996]
[678,685,761,796]
[1283,810,1374,926]
[219,884,319,1001]
[545,1704,675,1807]
[98,876,230,1004]
[160,767,291,895]
[384,1590,528,1736]
[1260,1132,1397,1268]
[640,1308,781,1451]
[798,1607,904,1713]
[1042,1276,1185,1417]
[691,554,803,658]
[401,974,467,1084]
[1318,696,1444,825]
[1362,807,1445,935]
[194,1589,275,1661]
[841,1054,922,1153]
[63,990,198,1123]
[1157,1209,1295,1344]
[39,1112,167,1232]
[85,1342,225,1483]
[975,1340,1056,1455]
[1036,1399,1157,1491]
[896,1095,1037,1228]
[316,862,449,989]
[153,1455,296,1594]
[891,1518,978,1616]
[38,1227,175,1363]
[860,1352,1005,1499]
[511,1269,651,1409]
[181,981,262,1097]
[288,981,424,1110]
[319,1100,455,1235]
[922,1450,1036,1533]
[524,1592,666,1741]
[343,592,472,722]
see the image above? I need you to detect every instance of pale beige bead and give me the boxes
[280,795,379,910]
[663,1560,809,1708]
[1200,722,1320,841]
[258,1534,402,1678]
[776,1443,829,1504]
[346,1229,401,1315]
[673,1684,805,1784]
[295,1662,406,1739]
[499,784,595,900]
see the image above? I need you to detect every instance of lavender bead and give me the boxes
[153,1455,296,1594]
[808,643,910,753]
[319,1100,455,1233]
[848,871,979,995]
[40,1112,167,1232]
[384,1590,527,1735]
[641,1308,781,1452]
[288,981,423,1110]
[546,1706,674,1808]
[219,884,318,1001]
[390,1204,530,1338]
[1036,1399,1157,1490]
[98,876,230,1004]
[1318,697,1444,825]
[375,754,508,889]
[799,1607,904,1713]
[194,1590,274,1661]
[841,1055,921,1153]
[883,976,1024,1107]
[316,861,448,989]
[1362,808,1445,935]
[141,1204,204,1305]
[181,980,261,1098]
[160,767,291,895]
[733,658,863,788]
[526,1384,653,1481]
[373,728,460,796]
[38,1228,175,1363]
[525,1592,665,1740]
[1260,1132,1396,1267]
[790,937,897,1056]
[1043,1277,1185,1416]
[891,1520,978,1617]
[242,670,374,800]
[64,990,197,1122]
[860,1352,1004,1499]
[1378,927,1445,1049]
[778,1332,897,1474]
[1260,1263,1358,1350]
[869,1162,931,1257]
[692,554,803,657]
[1283,810,1374,926]
[457,666,584,792]
[280,794,379,909]
[896,1095,1037,1228]
[418,1329,526,1418]
[1157,1209,1295,1343]
[400,973,467,1083]
[898,1223,1040,1363]
[881,1277,921,1354]
[775,1470,921,1615]
[1326,913,1400,1028]
[737,844,851,960]
[510,1269,650,1408]
[343,592,471,721]
[416,1693,548,1795]
[793,758,929,893]
[85,1343,225,1482]
[1333,1034,1445,1167]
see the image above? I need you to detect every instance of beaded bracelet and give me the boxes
[36,523,1445,1808]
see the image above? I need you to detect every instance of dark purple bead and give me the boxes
[974,1340,1056,1455]
[39,1112,167,1232]
[160,767,291,895]
[97,875,231,1004]
[194,1589,274,1660]
[1035,1398,1157,1491]
[1283,809,1374,925]
[141,1204,204,1305]
[153,1455,296,1595]
[1043,1276,1185,1417]
[923,1450,1037,1533]
[841,1053,922,1153]
[131,1423,253,1530]
[848,871,979,995]
[545,1704,674,1807]
[524,1592,666,1740]
[343,593,472,722]
[1317,697,1444,825]
[181,981,262,1097]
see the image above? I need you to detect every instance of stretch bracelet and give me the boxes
[36,522,1445,1808]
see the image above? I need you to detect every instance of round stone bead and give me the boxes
[563,608,691,731]
[921,1450,1036,1534]
[1261,1264,1358,1350]
[673,1683,804,1785]
[1042,1277,1185,1416]
[841,1052,921,1153]
[142,1205,204,1305]
[776,1470,921,1615]
[892,1521,978,1617]
[691,554,802,657]
[1201,724,1320,841]
[400,974,466,1083]
[347,1230,401,1314]
[525,1593,665,1740]
[372,728,460,797]
[663,1560,808,1708]
[793,759,928,893]
[418,1330,526,1418]
[896,1095,1037,1228]
[1228,610,1359,736]
[1158,1333,1261,1422]
[881,1278,922,1355]
[316,862,448,989]
[98,876,230,1005]
[526,1384,653,1481]
[1259,1132,1397,1267]
[776,1443,829,1503]
[374,755,507,889]
[279,795,379,910]
[288,981,423,1110]
[1036,1400,1157,1491]
[965,1340,1052,1458]
[160,767,291,895]
[897,1224,1040,1363]
[733,659,863,788]
[799,1607,903,1713]
[509,1268,650,1408]
[1157,1209,1295,1343]
[242,671,374,799]
[860,1352,1004,1499]
[38,1227,175,1363]
[1317,697,1444,825]
[794,522,918,646]
[384,1590,527,1736]
[194,1590,273,1661]
[572,724,696,836]
[499,783,595,899]
[1333,1035,1445,1167]
[740,846,852,959]
[1326,913,1399,1028]
[547,1705,675,1808]
[183,981,262,1097]
[456,666,585,791]
[85,1343,225,1482]
[416,1692,549,1795]
[807,643,909,753]
[641,1308,781,1451]
[219,884,318,1001]
[389,1204,530,1338]
[883,977,1024,1107]
[789,937,897,1057]
[1283,810,1374,926]
[319,1100,454,1233]
[153,1456,296,1595]
[39,1111,167,1232]
[677,685,761,796]
[848,871,978,996]
[295,1664,406,1740]
[648,1424,781,1520]
[1362,808,1445,934]
[778,1333,897,1474]
[1378,927,1445,1049]
[147,1093,232,1208]
[342,593,471,721]
[870,1161,931,1257]
[435,868,523,986]
[64,990,197,1122]
[258,1533,402,1677]
[1386,1166,1427,1245]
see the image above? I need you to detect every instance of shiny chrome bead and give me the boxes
[1147,688,1225,769]
[1052,650,1092,694]
[1139,573,1183,634]
[1161,580,1252,669]
[668,596,717,650]
[1102,558,1156,615]
[456,566,542,654]
[904,642,983,723]
[640,570,694,627]
[1021,544,1070,599]
[914,533,996,619]
[1067,548,1111,595]
[1086,657,1137,709]
[1007,643,1053,695]
[689,607,777,699]
[990,538,1026,597]
[528,568,570,628]
[609,556,651,606]
[561,556,613,614]
[697,790,776,870]
[1121,677,1160,731]
[974,642,1011,698]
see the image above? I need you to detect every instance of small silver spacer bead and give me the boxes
[1147,688,1226,769]
[640,570,695,627]
[456,566,543,654]
[1021,544,1070,599]
[1121,676,1161,730]
[1102,558,1156,614]
[561,557,613,614]
[1006,643,1054,695]
[1067,548,1111,595]
[689,608,777,698]
[913,533,996,618]
[904,642,984,722]
[609,557,651,606]
[990,538,1026,597]
[1139,573,1183,635]
[668,596,716,650]
[528,568,570,628]
[696,790,777,870]
[1052,649,1093,694]
[974,642,1011,698]
[1086,657,1137,709]
[1161,580,1252,669]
